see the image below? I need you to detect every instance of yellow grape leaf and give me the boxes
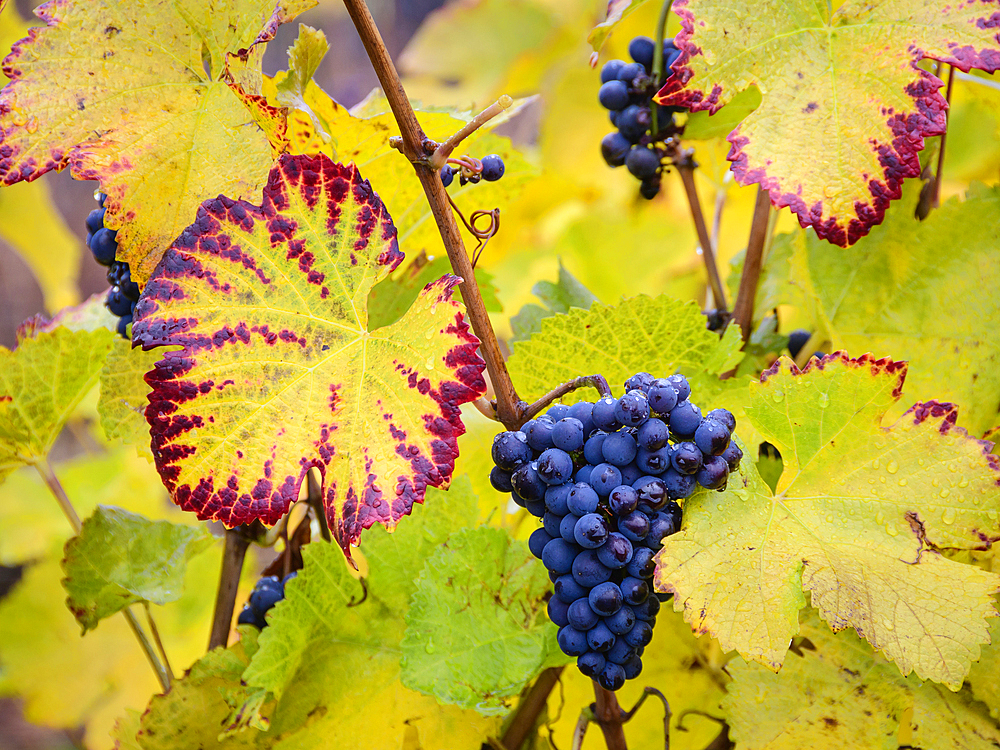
[0,0,315,285]
[723,608,1000,750]
[969,615,1000,720]
[99,336,164,457]
[656,0,1000,245]
[655,353,1000,688]
[0,314,114,482]
[588,0,651,52]
[274,24,331,141]
[133,154,486,552]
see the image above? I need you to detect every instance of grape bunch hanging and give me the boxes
[598,36,687,199]
[84,193,139,338]
[237,572,297,630]
[490,372,742,691]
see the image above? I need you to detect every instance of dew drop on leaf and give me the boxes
[886,460,898,474]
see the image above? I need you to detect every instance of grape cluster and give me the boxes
[439,153,505,188]
[787,329,825,361]
[85,193,139,338]
[491,372,742,690]
[237,572,296,629]
[598,36,686,200]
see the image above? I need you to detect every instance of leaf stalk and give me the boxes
[730,186,771,345]
[676,153,727,314]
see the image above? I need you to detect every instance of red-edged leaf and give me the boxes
[133,154,486,553]
[656,0,1000,245]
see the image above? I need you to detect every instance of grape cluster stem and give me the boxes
[675,154,727,314]
[729,187,772,347]
[37,460,173,691]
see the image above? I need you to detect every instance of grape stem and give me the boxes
[498,667,564,750]
[592,682,630,750]
[730,186,771,345]
[36,460,172,692]
[649,0,675,136]
[572,709,592,750]
[208,527,252,650]
[518,375,613,427]
[342,0,522,428]
[431,96,514,168]
[675,152,728,314]
[931,64,955,211]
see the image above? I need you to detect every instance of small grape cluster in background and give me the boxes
[85,193,139,338]
[237,572,297,630]
[598,36,687,199]
[439,153,505,188]
[490,372,742,691]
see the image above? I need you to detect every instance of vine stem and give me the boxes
[932,64,955,209]
[36,460,171,692]
[431,96,513,168]
[649,0,674,135]
[592,682,629,750]
[676,155,727,312]
[500,667,564,750]
[730,187,770,344]
[341,0,521,429]
[208,528,251,650]
[518,375,612,427]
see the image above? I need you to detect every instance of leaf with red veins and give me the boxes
[0,0,314,284]
[655,0,1000,246]
[133,154,486,554]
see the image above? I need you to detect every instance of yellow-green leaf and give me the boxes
[655,353,1000,688]
[0,321,114,482]
[723,608,1000,750]
[656,0,1000,245]
[133,154,485,552]
[0,0,315,284]
[62,505,214,631]
[99,337,163,456]
[969,616,1000,721]
[588,0,651,52]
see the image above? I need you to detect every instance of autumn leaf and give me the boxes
[655,353,1000,688]
[133,154,486,553]
[0,0,315,284]
[655,0,1000,245]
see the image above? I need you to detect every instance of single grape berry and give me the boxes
[598,661,626,691]
[616,62,644,84]
[592,397,619,431]
[721,441,744,472]
[624,620,653,648]
[601,132,631,167]
[574,513,610,549]
[237,604,266,629]
[85,207,106,234]
[637,418,668,451]
[619,511,650,543]
[548,596,571,627]
[666,374,691,401]
[648,384,678,415]
[89,228,118,266]
[542,539,579,575]
[614,390,650,427]
[671,441,703,475]
[620,576,649,606]
[607,484,638,516]
[545,484,572,516]
[552,417,585,452]
[602,431,638,466]
[626,547,657,579]
[605,604,636,635]
[572,549,613,587]
[554,574,589,604]
[524,419,555,452]
[598,80,630,111]
[639,176,661,200]
[590,463,623,496]
[617,105,651,142]
[480,154,505,181]
[440,165,455,187]
[597,533,633,569]
[568,598,600,631]
[106,288,132,317]
[787,329,811,359]
[695,419,731,456]
[626,146,660,179]
[706,408,736,432]
[566,401,595,435]
[628,36,656,70]
[634,476,667,510]
[669,401,702,439]
[587,621,617,652]
[511,464,547,503]
[633,595,660,621]
[663,469,697,500]
[568,483,601,516]
[600,59,626,83]
[636,446,671,474]
[528,528,552,559]
[578,651,606,677]
[491,432,531,471]
[696,455,729,490]
[489,466,513,493]
[558,626,590,657]
[536,448,574,485]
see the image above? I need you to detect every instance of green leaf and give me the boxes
[62,506,214,632]
[0,0,315,284]
[0,323,114,482]
[401,527,561,714]
[510,262,598,343]
[655,353,1000,688]
[134,154,486,552]
[274,24,332,140]
[367,253,500,331]
[506,295,743,402]
[656,0,1000,245]
[767,184,1000,436]
[723,609,1000,750]
[99,337,166,457]
[969,615,1000,721]
[683,86,761,141]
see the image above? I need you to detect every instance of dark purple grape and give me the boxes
[543,511,562,537]
[706,408,736,432]
[626,146,660,179]
[600,59,626,83]
[671,442,703,475]
[623,373,653,393]
[721,441,744,471]
[606,637,637,666]
[546,404,569,420]
[490,466,513,493]
[511,463,546,503]
[624,620,654,648]
[619,511,650,543]
[578,651,606,677]
[85,207,106,234]
[633,595,660,621]
[663,469,696,500]
[584,431,608,464]
[528,528,552,559]
[545,484,572,515]
[620,462,642,486]
[572,549,613,587]
[622,655,643,680]
[590,463,623,496]
[566,401,596,435]
[639,177,661,200]
[89,228,118,266]
[633,476,667,510]
[788,329,811,359]
[106,287,132,317]
[605,603,636,635]
[592,397,619,431]
[614,391,650,427]
[568,483,600,515]
[587,621,617,652]
[568,598,600,630]
[598,661,626,690]
[558,626,590,656]
[636,446,671,474]
[552,417,585,452]
[555,574,589,604]
[616,62,644,84]
[525,419,555,452]
[589,581,624,616]
[608,484,638,516]
[648,384,678,415]
[548,596,570,627]
[669,401,702,439]
[620,576,649,606]
[480,154,505,181]
[542,539,579,575]
[597,533,633,569]
[237,604,266,629]
[696,455,729,490]
[492,432,531,471]
[602,431,637,466]
[440,165,454,187]
[536,448,574,485]
[574,465,593,483]
[560,512,579,542]
[695,419,731,457]
[628,35,656,70]
[574,513,610,549]
[666,374,691,402]
[116,314,133,338]
[636,418,668,451]
[617,104,651,142]
[599,80,630,111]
[627,547,656,579]
[250,585,283,614]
